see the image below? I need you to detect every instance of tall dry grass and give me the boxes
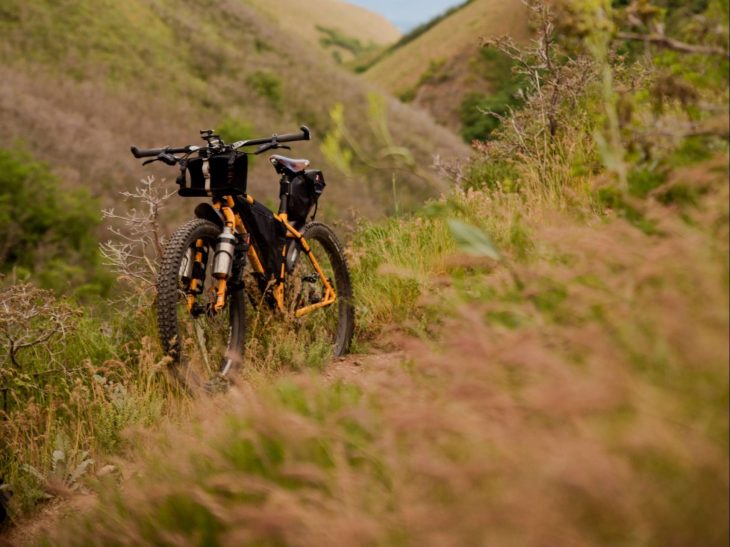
[41,152,728,545]
[0,298,188,518]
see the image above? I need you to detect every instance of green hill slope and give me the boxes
[363,0,530,139]
[247,0,400,64]
[0,0,466,223]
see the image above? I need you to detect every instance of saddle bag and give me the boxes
[287,170,326,225]
[176,152,248,197]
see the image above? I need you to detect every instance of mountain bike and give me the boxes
[130,126,354,391]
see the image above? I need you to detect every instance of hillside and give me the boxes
[0,0,466,226]
[247,0,400,63]
[364,0,530,138]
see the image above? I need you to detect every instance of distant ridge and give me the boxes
[363,0,529,137]
[247,0,401,63]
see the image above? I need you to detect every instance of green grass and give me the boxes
[0,298,180,515]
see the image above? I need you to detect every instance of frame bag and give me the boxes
[239,201,285,277]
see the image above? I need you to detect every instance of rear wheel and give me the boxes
[156,219,246,392]
[283,222,354,359]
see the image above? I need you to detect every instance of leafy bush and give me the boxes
[460,48,524,142]
[0,148,111,296]
[316,25,376,59]
[418,58,448,85]
[398,87,417,103]
[215,117,255,145]
[246,70,283,109]
[460,90,514,142]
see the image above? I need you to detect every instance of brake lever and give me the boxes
[255,143,274,155]
[142,152,178,166]
[254,143,290,155]
[158,152,178,165]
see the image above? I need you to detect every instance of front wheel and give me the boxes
[284,222,355,359]
[156,218,246,392]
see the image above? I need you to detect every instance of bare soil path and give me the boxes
[2,492,95,547]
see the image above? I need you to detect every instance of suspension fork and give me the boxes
[186,239,207,312]
[212,199,238,312]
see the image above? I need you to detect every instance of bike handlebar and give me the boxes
[130,125,311,160]
[235,125,311,148]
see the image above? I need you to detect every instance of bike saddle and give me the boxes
[270,155,310,174]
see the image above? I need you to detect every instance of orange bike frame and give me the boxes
[208,195,336,318]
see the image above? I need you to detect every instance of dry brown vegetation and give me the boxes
[42,165,729,545]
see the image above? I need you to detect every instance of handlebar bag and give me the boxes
[176,152,248,197]
[287,170,326,226]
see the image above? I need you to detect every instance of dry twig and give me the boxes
[99,176,174,292]
[616,31,730,59]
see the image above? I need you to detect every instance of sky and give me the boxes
[346,0,464,32]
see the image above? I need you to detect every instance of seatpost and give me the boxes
[278,175,290,216]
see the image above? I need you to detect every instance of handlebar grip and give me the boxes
[131,146,165,158]
[276,125,311,143]
[235,126,311,148]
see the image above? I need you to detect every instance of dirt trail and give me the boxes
[2,349,405,546]
[2,492,95,547]
[325,350,405,383]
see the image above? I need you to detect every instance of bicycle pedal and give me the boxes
[190,303,206,317]
[203,375,231,394]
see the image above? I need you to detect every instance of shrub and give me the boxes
[246,70,282,109]
[0,147,111,297]
[316,25,376,58]
[398,87,417,103]
[0,285,178,516]
[460,48,524,142]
